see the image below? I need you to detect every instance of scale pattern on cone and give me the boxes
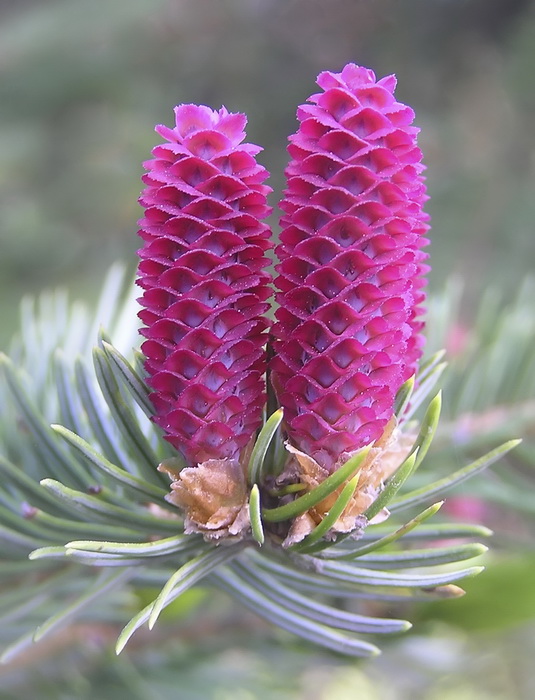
[272,64,430,470]
[137,105,272,464]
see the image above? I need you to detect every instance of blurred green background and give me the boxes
[2,0,535,345]
[1,0,534,698]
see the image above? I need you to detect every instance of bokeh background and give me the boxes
[2,0,535,344]
[1,0,534,698]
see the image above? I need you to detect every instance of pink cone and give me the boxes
[137,105,272,464]
[271,64,430,470]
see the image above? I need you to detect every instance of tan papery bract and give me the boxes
[159,458,250,542]
[283,418,416,546]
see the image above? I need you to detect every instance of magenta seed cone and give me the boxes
[271,64,430,470]
[137,105,272,465]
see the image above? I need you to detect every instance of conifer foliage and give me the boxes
[0,65,520,662]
